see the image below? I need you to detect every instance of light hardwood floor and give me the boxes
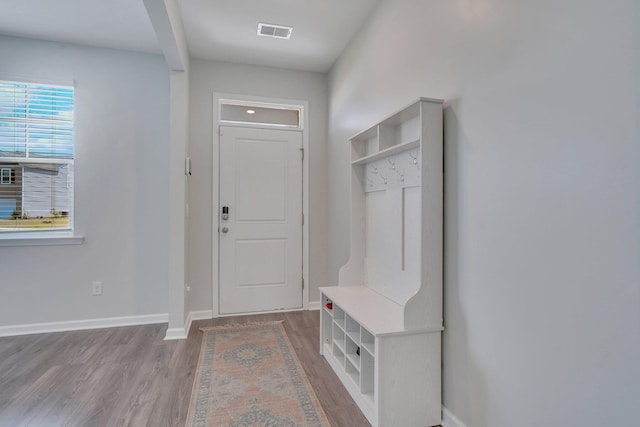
[0,311,372,427]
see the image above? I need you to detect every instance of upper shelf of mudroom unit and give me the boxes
[350,97,443,164]
[351,138,420,165]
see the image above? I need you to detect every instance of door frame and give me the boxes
[211,92,310,317]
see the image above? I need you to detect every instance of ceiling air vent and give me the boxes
[257,23,293,39]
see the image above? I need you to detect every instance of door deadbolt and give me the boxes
[222,206,229,221]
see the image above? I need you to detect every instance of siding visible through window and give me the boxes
[0,80,74,230]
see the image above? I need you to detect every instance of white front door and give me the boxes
[219,126,303,314]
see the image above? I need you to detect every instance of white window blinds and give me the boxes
[0,80,74,232]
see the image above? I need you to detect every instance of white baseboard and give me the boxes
[164,327,188,340]
[443,407,468,427]
[186,310,213,335]
[164,309,213,340]
[0,313,168,338]
[164,305,320,340]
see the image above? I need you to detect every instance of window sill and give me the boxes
[0,235,85,247]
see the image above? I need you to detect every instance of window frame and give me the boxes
[0,167,10,184]
[218,99,304,129]
[0,77,82,245]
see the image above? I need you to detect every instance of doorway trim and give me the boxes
[211,92,310,317]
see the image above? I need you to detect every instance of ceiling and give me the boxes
[0,0,161,55]
[0,0,380,73]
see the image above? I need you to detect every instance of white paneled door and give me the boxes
[219,126,303,314]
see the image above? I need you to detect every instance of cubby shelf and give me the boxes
[345,352,361,371]
[361,342,374,356]
[320,98,444,427]
[351,138,419,165]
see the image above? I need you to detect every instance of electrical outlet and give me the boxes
[92,281,103,296]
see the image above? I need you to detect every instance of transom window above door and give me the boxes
[219,100,302,129]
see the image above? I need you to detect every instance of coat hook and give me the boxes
[409,150,420,170]
[387,157,396,170]
[380,172,387,185]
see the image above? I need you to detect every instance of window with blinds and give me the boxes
[0,80,74,233]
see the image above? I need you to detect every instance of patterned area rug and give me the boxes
[186,321,331,427]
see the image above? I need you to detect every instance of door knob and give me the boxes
[221,227,229,233]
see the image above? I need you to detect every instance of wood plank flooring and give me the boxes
[0,311,372,427]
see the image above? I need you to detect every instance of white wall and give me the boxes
[188,59,328,311]
[0,36,170,326]
[329,1,640,426]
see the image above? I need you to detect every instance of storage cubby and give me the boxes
[361,328,375,356]
[345,357,360,385]
[322,295,333,314]
[321,311,333,346]
[320,98,444,427]
[378,113,420,151]
[345,335,360,369]
[351,127,378,162]
[332,342,345,367]
[333,305,345,329]
[360,349,375,397]
[333,320,345,346]
[345,315,360,344]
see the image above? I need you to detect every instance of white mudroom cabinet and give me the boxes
[320,98,443,427]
